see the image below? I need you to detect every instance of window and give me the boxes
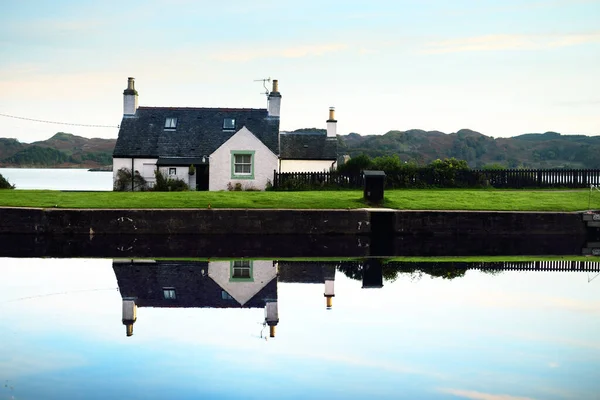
[230,260,253,282]
[235,154,251,174]
[231,151,254,179]
[165,118,177,129]
[163,288,176,299]
[223,118,235,130]
[169,167,176,176]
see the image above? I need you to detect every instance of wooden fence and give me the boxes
[272,169,600,190]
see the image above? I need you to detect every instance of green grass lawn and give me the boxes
[0,188,598,211]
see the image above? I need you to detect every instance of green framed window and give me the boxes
[230,260,253,282]
[231,150,255,179]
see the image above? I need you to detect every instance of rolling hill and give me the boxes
[1,128,599,169]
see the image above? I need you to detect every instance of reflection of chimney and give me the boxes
[324,279,335,309]
[122,299,137,337]
[326,107,337,138]
[123,77,139,117]
[267,79,281,118]
[265,301,279,338]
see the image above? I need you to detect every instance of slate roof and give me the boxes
[113,107,280,158]
[278,262,337,283]
[279,133,337,160]
[113,260,277,308]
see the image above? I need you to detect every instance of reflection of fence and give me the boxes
[272,169,600,190]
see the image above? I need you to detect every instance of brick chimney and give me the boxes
[267,79,281,118]
[123,77,138,117]
[326,107,337,138]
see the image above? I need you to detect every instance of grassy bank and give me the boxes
[0,189,598,211]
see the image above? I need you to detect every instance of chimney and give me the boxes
[122,299,137,337]
[123,77,139,117]
[326,107,337,138]
[264,301,279,338]
[267,79,281,118]
[324,279,335,309]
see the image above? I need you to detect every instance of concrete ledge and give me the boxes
[0,207,589,237]
[391,210,587,236]
[0,208,372,235]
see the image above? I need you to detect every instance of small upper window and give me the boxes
[223,118,235,130]
[165,118,177,129]
[169,167,176,176]
[163,288,176,300]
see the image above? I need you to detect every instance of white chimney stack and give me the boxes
[123,77,139,117]
[324,279,335,309]
[122,298,137,337]
[267,79,281,118]
[264,301,279,338]
[326,107,337,138]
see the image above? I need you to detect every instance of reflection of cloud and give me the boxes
[423,32,600,54]
[548,362,560,368]
[439,388,536,400]
[211,43,348,62]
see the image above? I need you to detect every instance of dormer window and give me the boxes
[163,287,176,299]
[223,118,235,130]
[165,118,177,129]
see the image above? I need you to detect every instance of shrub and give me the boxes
[154,170,189,191]
[0,173,15,189]
[114,168,147,191]
[337,154,372,174]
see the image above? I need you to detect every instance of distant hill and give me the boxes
[326,128,600,169]
[2,128,599,169]
[0,132,116,168]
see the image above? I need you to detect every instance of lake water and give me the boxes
[0,168,113,190]
[1,257,599,399]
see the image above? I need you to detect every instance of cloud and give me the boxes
[422,32,600,54]
[210,43,348,62]
[548,362,560,368]
[439,388,536,400]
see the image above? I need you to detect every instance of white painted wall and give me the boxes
[279,159,337,173]
[123,94,138,116]
[157,166,188,183]
[208,260,277,306]
[113,157,157,190]
[209,126,278,191]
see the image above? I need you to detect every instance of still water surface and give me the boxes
[1,258,598,399]
[0,168,112,190]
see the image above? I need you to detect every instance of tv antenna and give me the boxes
[254,77,271,97]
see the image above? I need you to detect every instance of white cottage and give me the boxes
[113,78,282,191]
[278,107,339,173]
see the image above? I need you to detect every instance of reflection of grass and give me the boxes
[140,256,596,262]
[388,256,598,262]
[0,189,597,211]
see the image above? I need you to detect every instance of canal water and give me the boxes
[1,257,599,399]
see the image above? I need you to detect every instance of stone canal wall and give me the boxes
[0,207,588,236]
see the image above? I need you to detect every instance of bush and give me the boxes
[0,173,15,189]
[337,154,372,174]
[153,170,189,191]
[113,168,147,191]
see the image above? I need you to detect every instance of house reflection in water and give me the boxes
[113,260,278,337]
[113,259,382,337]
[277,262,337,309]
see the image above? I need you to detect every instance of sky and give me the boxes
[1,258,600,399]
[0,0,599,143]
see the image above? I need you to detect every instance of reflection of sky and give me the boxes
[0,259,599,400]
